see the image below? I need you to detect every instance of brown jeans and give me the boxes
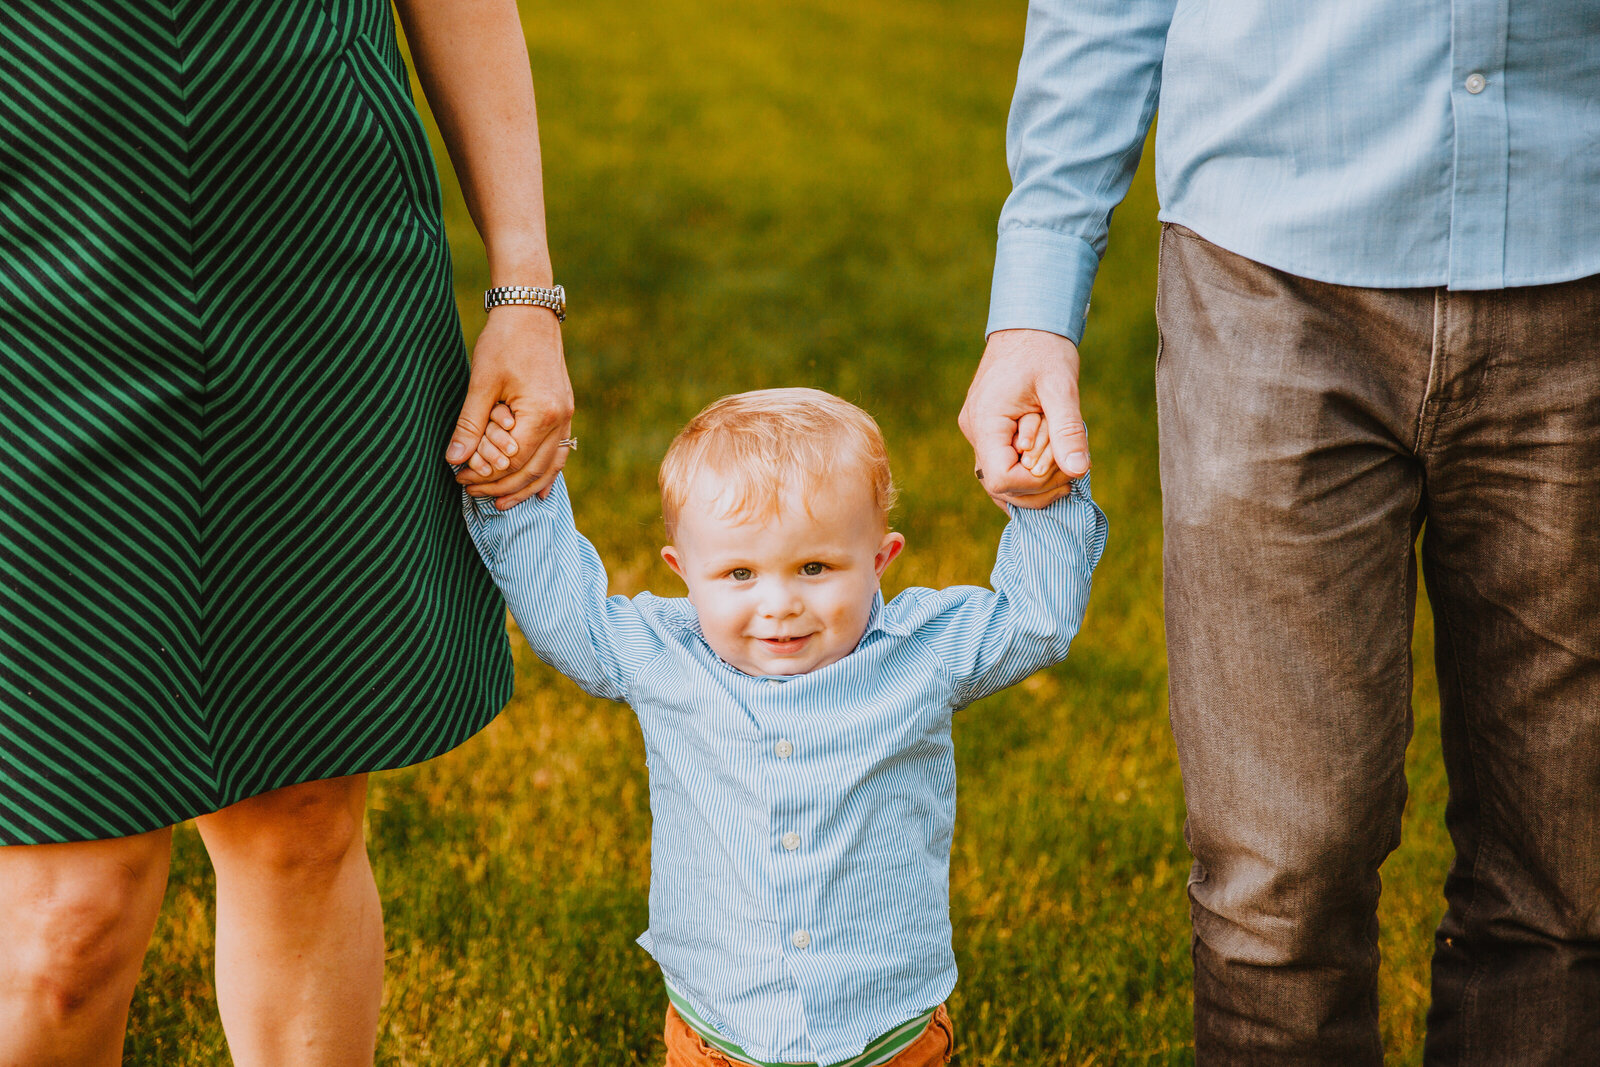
[1156,224,1600,1065]
[662,1004,953,1067]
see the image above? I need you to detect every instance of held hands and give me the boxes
[448,305,574,509]
[1014,412,1057,479]
[959,328,1090,511]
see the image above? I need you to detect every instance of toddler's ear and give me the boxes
[661,545,687,581]
[874,532,906,578]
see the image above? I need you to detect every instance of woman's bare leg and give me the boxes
[0,828,173,1067]
[195,775,383,1067]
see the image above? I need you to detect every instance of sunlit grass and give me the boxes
[125,0,1449,1061]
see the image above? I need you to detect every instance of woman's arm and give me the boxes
[396,0,573,508]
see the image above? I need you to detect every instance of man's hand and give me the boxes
[958,328,1089,509]
[449,305,574,509]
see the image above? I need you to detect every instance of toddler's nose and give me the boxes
[759,582,805,619]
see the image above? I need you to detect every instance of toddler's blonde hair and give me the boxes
[660,387,896,539]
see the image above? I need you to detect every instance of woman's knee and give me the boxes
[197,775,369,878]
[0,831,171,1018]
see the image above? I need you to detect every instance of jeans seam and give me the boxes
[1432,586,1492,1066]
[1154,225,1168,375]
[1429,350,1495,429]
[1415,288,1445,454]
[1421,290,1494,435]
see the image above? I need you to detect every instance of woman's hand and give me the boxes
[449,305,572,508]
[396,0,569,508]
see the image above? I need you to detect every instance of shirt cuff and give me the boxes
[986,228,1102,345]
[1015,471,1096,516]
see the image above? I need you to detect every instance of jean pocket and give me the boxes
[1163,222,1207,243]
[1154,224,1180,375]
[931,1005,955,1063]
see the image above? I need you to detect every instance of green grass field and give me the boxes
[125,1,1451,1062]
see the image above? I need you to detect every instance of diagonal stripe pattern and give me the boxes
[0,0,512,844]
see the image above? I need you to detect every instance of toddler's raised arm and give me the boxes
[462,474,665,703]
[911,477,1107,709]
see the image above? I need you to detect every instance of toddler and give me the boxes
[462,388,1106,1066]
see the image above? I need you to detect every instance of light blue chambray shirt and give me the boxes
[462,475,1107,1066]
[988,0,1600,343]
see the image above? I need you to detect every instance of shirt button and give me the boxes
[791,929,811,949]
[1465,72,1486,94]
[774,739,793,759]
[781,831,800,851]
[765,677,780,685]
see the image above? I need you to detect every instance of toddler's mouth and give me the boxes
[758,634,813,653]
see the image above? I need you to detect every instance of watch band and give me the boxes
[484,283,565,322]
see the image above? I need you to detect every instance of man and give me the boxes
[959,1,1600,1062]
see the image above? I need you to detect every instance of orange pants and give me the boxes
[663,1004,953,1067]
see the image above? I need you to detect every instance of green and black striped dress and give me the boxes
[0,0,513,844]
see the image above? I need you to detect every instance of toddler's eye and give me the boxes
[730,568,753,581]
[801,562,826,576]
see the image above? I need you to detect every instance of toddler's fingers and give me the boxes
[1014,412,1043,454]
[1024,417,1056,478]
[474,435,513,473]
[490,402,516,432]
[1021,414,1051,470]
[485,419,519,458]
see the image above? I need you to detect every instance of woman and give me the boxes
[0,1,565,1062]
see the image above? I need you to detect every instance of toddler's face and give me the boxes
[662,475,904,677]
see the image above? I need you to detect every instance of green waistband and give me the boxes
[665,984,936,1067]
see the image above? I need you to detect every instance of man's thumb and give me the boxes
[1040,391,1090,478]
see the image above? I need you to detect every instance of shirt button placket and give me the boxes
[765,682,808,951]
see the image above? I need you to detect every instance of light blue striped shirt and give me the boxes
[462,475,1107,1066]
[989,0,1600,343]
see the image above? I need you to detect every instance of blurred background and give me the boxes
[126,0,1451,1061]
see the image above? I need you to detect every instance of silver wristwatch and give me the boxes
[484,283,566,322]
